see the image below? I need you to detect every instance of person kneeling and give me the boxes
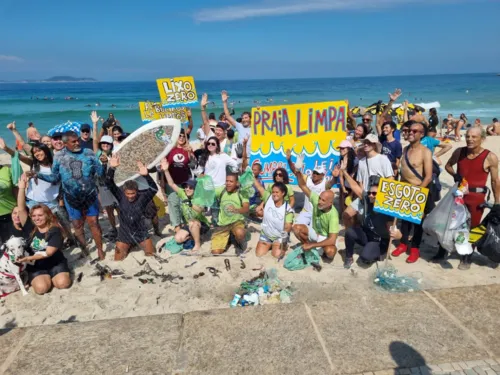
[292,169,339,260]
[211,174,249,255]
[161,160,210,252]
[253,179,294,258]
[106,155,157,261]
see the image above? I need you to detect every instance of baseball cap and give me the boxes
[80,124,91,132]
[313,165,326,174]
[99,135,113,144]
[362,134,382,153]
[336,140,353,149]
[182,179,197,189]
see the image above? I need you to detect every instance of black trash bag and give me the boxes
[476,206,500,263]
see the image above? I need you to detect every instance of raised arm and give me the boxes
[402,100,409,123]
[7,122,32,155]
[137,162,158,203]
[106,155,124,202]
[34,156,61,183]
[295,170,312,198]
[91,111,100,153]
[186,108,193,136]
[200,93,211,139]
[253,174,266,197]
[241,137,249,170]
[285,149,298,175]
[16,173,29,226]
[221,90,238,127]
[160,159,180,193]
[339,160,363,199]
[377,89,402,135]
[0,136,31,165]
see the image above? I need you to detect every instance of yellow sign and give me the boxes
[250,100,347,184]
[156,76,198,108]
[139,102,188,125]
[374,178,429,224]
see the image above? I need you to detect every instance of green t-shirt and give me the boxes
[177,189,209,225]
[309,192,339,237]
[262,191,294,223]
[0,166,16,216]
[216,186,249,226]
[266,184,294,202]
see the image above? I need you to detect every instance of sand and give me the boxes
[1,136,499,329]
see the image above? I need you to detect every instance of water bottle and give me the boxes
[230,294,241,308]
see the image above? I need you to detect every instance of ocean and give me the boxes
[0,73,499,142]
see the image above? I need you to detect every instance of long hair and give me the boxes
[112,125,124,135]
[30,142,53,173]
[356,124,369,138]
[199,136,221,168]
[29,204,64,239]
[273,167,290,184]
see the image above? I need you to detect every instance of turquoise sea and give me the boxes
[0,73,499,142]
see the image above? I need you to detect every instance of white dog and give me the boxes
[0,237,29,297]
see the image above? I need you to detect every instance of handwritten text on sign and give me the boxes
[374,178,429,224]
[156,76,198,108]
[139,102,188,125]
[250,101,347,185]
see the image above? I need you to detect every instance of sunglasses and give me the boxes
[81,130,90,133]
[207,142,217,146]
[275,173,283,177]
[368,191,377,196]
[409,129,422,134]
[184,185,194,190]
[363,118,372,122]
[179,134,186,138]
[312,171,322,175]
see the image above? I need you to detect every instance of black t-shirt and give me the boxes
[361,193,392,241]
[7,218,34,241]
[79,137,94,151]
[429,115,439,128]
[28,226,66,270]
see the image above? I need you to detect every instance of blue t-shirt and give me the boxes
[381,139,402,163]
[421,137,440,155]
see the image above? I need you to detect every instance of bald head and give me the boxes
[318,190,334,211]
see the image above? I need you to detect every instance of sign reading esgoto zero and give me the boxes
[374,178,429,224]
[250,101,347,185]
[139,102,188,125]
[156,76,198,108]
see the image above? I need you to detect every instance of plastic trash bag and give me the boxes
[163,238,184,254]
[11,151,22,187]
[476,206,500,263]
[192,175,216,207]
[284,247,320,271]
[239,168,255,199]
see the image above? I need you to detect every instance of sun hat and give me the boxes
[362,134,382,153]
[337,140,353,149]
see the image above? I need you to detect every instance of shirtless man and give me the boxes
[487,118,500,136]
[26,122,41,143]
[391,122,433,263]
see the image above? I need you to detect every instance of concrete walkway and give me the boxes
[1,284,499,375]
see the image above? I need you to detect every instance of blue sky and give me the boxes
[1,0,499,81]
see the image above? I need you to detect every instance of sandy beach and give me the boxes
[1,136,499,329]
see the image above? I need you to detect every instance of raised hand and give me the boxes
[402,100,409,109]
[235,143,243,159]
[221,90,229,103]
[0,137,5,150]
[201,93,208,108]
[90,110,99,124]
[18,173,28,189]
[242,136,249,146]
[295,153,305,170]
[137,161,148,176]
[109,154,120,168]
[6,121,16,130]
[188,155,197,170]
[99,153,108,164]
[389,88,402,102]
[285,149,291,160]
[160,158,169,172]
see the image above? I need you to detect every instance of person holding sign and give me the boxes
[392,122,433,263]
[292,164,339,260]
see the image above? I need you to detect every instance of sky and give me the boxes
[1,0,499,81]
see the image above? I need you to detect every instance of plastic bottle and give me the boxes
[230,294,241,307]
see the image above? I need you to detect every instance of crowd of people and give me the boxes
[0,89,499,297]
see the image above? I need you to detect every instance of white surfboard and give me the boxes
[112,118,181,186]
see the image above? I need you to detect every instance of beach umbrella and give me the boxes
[48,121,82,137]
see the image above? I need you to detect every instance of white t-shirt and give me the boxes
[26,165,60,204]
[204,153,239,187]
[197,128,207,142]
[262,197,293,241]
[302,176,327,213]
[356,153,393,191]
[234,121,251,154]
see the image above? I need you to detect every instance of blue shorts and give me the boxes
[64,197,100,221]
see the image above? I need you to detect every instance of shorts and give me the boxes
[64,197,100,221]
[296,210,312,226]
[259,232,281,244]
[307,225,326,243]
[144,200,158,220]
[117,228,149,245]
[211,221,245,251]
[180,221,210,237]
[27,259,70,283]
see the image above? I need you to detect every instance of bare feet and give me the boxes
[97,249,105,260]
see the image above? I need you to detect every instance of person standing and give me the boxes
[0,161,17,244]
[222,90,251,155]
[421,127,452,165]
[391,122,433,263]
[78,123,94,151]
[441,127,500,269]
[380,121,403,174]
[26,122,41,143]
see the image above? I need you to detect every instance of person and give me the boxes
[348,123,370,157]
[487,118,500,136]
[376,89,402,142]
[40,135,52,149]
[199,136,239,188]
[442,127,500,269]
[102,113,120,134]
[51,134,65,154]
[106,155,157,260]
[211,173,249,255]
[286,150,333,226]
[31,131,106,260]
[6,121,33,155]
[340,167,394,268]
[255,168,295,217]
[421,127,452,165]
[241,137,264,214]
[454,114,467,141]
[428,108,439,129]
[291,169,339,260]
[348,111,374,138]
[26,122,41,143]
[16,174,70,295]
[208,112,218,128]
[379,121,402,174]
[253,178,294,258]
[0,161,17,244]
[161,160,210,252]
[200,94,232,153]
[391,122,433,263]
[400,121,412,148]
[79,124,93,150]
[222,90,251,154]
[112,126,124,147]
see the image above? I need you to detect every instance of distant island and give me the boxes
[0,76,98,83]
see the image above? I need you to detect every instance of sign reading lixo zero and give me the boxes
[156,76,198,108]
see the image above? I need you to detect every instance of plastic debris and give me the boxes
[373,264,422,293]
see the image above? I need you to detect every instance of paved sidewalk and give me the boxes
[1,284,499,375]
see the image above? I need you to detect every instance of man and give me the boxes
[292,169,339,260]
[286,150,333,226]
[79,124,93,151]
[51,134,65,154]
[32,131,107,260]
[376,89,402,142]
[26,122,41,143]
[380,121,402,173]
[222,90,251,154]
[421,127,452,165]
[392,122,433,263]
[487,118,500,136]
[342,134,393,228]
[211,174,249,255]
[442,127,500,269]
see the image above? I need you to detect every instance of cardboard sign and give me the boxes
[139,102,188,125]
[374,178,429,224]
[156,76,198,108]
[250,100,347,184]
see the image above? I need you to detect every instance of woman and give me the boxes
[334,140,357,208]
[112,125,124,147]
[266,168,295,207]
[40,135,52,149]
[199,136,239,188]
[16,174,71,295]
[254,179,293,258]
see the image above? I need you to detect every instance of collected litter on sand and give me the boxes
[133,262,184,284]
[373,264,422,293]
